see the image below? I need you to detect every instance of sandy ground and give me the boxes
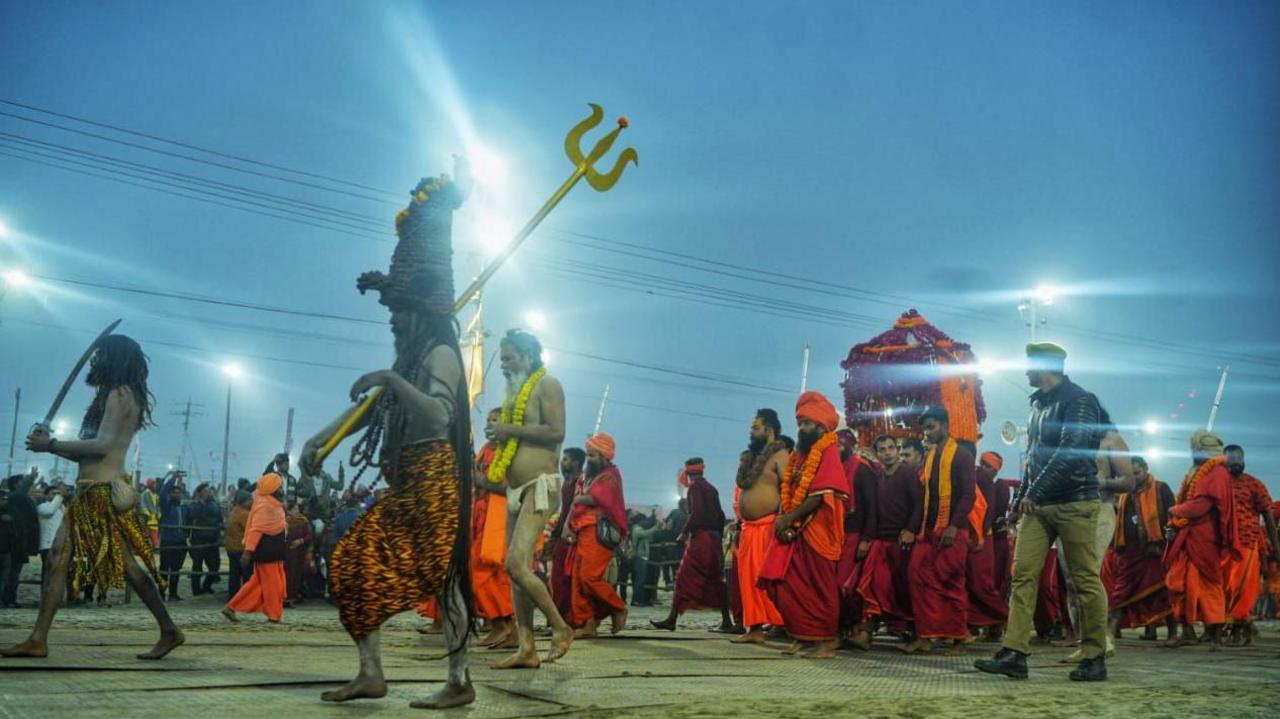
[1,561,1277,718]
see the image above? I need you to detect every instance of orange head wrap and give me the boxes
[256,472,283,496]
[587,433,616,462]
[980,452,1004,472]
[795,391,840,432]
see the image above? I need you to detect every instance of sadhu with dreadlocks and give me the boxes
[299,161,476,710]
[2,335,183,660]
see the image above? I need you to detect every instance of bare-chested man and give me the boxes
[301,169,475,710]
[489,329,574,668]
[1,335,183,661]
[731,408,789,645]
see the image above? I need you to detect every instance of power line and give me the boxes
[0,98,402,198]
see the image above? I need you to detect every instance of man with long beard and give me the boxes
[566,433,629,637]
[2,335,182,661]
[301,169,475,709]
[759,391,848,659]
[487,329,574,668]
[1107,456,1175,640]
[1222,445,1279,646]
[902,407,976,656]
[730,409,788,645]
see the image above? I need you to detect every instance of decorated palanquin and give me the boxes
[840,309,986,447]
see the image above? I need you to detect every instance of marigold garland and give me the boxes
[1169,454,1225,529]
[780,432,838,514]
[487,367,547,484]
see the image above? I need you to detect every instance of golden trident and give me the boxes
[315,104,637,465]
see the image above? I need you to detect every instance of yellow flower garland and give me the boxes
[487,367,548,484]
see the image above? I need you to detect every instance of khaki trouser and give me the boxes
[1004,500,1108,657]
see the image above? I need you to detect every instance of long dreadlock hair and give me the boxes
[80,335,155,439]
[348,311,475,653]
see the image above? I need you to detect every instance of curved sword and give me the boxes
[38,319,122,430]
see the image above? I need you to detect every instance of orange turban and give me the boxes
[795,391,839,432]
[256,472,283,496]
[980,452,1004,472]
[587,433,616,461]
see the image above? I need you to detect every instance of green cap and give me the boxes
[1026,342,1067,372]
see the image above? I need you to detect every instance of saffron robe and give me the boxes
[1166,463,1238,625]
[758,442,847,641]
[1224,474,1272,622]
[567,465,627,626]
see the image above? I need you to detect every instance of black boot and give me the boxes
[1069,656,1107,682]
[974,648,1028,679]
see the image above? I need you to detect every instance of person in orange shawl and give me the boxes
[566,433,629,638]
[1164,430,1239,650]
[758,391,848,659]
[652,458,731,631]
[967,452,1009,640]
[1222,445,1279,646]
[222,473,288,623]
[901,407,976,656]
[472,408,515,648]
[1107,456,1175,640]
[731,409,788,645]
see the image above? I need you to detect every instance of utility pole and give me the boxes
[6,387,18,477]
[221,381,232,494]
[284,407,295,455]
[593,384,611,435]
[171,399,205,475]
[800,344,811,393]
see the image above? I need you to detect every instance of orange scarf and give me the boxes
[921,438,957,533]
[1116,477,1163,548]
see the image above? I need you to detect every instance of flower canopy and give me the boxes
[840,309,986,445]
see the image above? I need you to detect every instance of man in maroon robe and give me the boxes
[836,429,879,648]
[758,391,849,658]
[547,448,584,619]
[903,407,976,656]
[1108,456,1175,640]
[652,458,730,631]
[967,452,1009,639]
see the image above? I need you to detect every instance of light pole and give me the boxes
[220,364,243,493]
[1017,284,1056,341]
[6,387,18,477]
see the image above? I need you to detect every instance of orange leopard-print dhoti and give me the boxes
[67,483,165,596]
[330,439,460,640]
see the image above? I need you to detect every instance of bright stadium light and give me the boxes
[1143,420,1159,435]
[1147,447,1162,461]
[3,268,28,287]
[1035,283,1057,306]
[222,363,243,379]
[524,310,547,331]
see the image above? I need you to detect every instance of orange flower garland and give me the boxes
[781,432,838,514]
[1169,455,1226,529]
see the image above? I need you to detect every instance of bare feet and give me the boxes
[410,680,476,709]
[573,628,598,639]
[782,641,804,656]
[483,624,516,649]
[804,640,838,659]
[649,618,676,632]
[0,639,49,658]
[899,639,932,655]
[321,675,388,702]
[424,621,444,635]
[546,625,573,663]
[493,650,540,670]
[221,608,238,623]
[611,608,628,634]
[137,630,185,660]
[945,640,967,656]
[732,629,767,645]
[846,630,872,651]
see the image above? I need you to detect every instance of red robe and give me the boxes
[1109,478,1174,629]
[1034,547,1071,636]
[837,455,880,628]
[849,464,921,629]
[674,476,727,612]
[1166,462,1238,625]
[759,442,847,641]
[965,464,1008,628]
[909,440,976,641]
[550,472,579,617]
[1224,473,1272,622]
[568,465,628,627]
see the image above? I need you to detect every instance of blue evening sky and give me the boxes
[2,2,1277,505]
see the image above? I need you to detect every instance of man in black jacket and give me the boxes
[976,342,1109,682]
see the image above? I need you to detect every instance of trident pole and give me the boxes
[1206,365,1230,432]
[800,344,811,393]
[593,384,611,435]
